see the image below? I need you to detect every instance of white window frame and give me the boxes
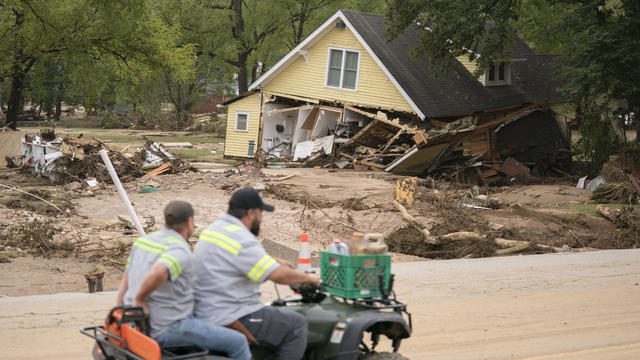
[483,62,511,86]
[235,111,249,132]
[325,47,361,91]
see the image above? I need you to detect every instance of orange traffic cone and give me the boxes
[297,233,311,271]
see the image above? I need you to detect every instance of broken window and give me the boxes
[326,48,359,90]
[485,62,510,86]
[235,112,249,131]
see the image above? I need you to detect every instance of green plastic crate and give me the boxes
[320,251,391,299]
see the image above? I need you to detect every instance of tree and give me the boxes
[0,0,194,129]
[385,0,640,168]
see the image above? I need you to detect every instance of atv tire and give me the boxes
[362,352,409,360]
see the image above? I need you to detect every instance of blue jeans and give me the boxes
[155,317,251,360]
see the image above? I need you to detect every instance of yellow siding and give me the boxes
[224,93,261,158]
[263,27,414,114]
[456,55,478,74]
[456,55,483,81]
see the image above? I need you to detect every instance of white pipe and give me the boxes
[99,149,145,236]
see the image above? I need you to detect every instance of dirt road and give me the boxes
[1,249,639,359]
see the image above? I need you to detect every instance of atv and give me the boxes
[82,274,412,360]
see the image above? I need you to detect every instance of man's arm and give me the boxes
[116,272,128,306]
[267,266,319,285]
[133,263,170,315]
[273,257,295,269]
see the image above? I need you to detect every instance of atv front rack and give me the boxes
[342,297,413,332]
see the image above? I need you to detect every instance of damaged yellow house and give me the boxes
[223,10,570,166]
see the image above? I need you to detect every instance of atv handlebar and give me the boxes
[290,282,326,303]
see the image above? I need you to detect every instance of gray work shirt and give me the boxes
[123,229,194,338]
[193,214,280,326]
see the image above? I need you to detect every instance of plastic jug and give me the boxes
[360,233,387,255]
[349,232,387,255]
[328,239,350,255]
[349,232,365,255]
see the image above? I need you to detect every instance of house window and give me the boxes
[235,112,249,131]
[326,48,360,90]
[485,62,510,86]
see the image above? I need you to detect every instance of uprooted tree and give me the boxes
[385,0,640,170]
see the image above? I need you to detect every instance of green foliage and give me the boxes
[385,0,640,168]
[384,0,520,74]
[573,103,618,171]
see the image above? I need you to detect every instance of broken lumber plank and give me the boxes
[495,242,532,255]
[356,160,386,169]
[344,105,377,119]
[339,152,355,160]
[439,232,485,242]
[344,105,408,130]
[269,174,296,182]
[412,130,429,147]
[378,129,405,154]
[141,163,171,179]
[392,200,438,245]
[494,238,560,252]
[267,104,314,114]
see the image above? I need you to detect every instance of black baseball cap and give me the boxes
[228,188,275,212]
[164,200,194,226]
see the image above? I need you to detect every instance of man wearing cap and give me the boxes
[194,188,319,360]
[116,200,251,360]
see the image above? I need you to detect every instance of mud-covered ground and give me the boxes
[0,164,635,296]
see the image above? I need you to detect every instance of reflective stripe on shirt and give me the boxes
[224,224,243,232]
[159,253,182,278]
[199,229,242,255]
[247,255,277,282]
[133,237,168,254]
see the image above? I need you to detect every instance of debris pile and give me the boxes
[19,131,196,183]
[596,205,640,247]
[264,102,571,184]
[582,146,640,204]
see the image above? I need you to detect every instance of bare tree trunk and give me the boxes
[232,0,250,94]
[55,101,62,121]
[177,85,185,129]
[237,52,249,94]
[6,67,29,130]
[608,112,626,144]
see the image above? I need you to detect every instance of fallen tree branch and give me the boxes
[495,241,532,255]
[439,232,485,242]
[596,205,621,223]
[392,200,438,245]
[494,238,561,252]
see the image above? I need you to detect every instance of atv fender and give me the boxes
[337,310,411,360]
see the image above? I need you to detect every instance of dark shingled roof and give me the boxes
[341,10,564,118]
[511,55,566,104]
